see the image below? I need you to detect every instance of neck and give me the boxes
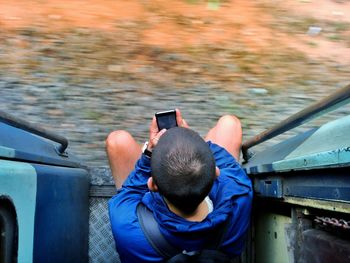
[165,199,208,222]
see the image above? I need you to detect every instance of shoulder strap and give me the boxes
[137,203,231,258]
[137,203,179,258]
[205,215,231,250]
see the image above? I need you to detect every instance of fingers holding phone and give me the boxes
[150,128,166,146]
[148,116,163,150]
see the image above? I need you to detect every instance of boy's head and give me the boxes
[151,127,216,215]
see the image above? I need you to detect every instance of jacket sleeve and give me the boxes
[108,154,164,262]
[112,154,152,203]
[121,154,152,192]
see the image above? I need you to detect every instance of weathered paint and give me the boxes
[273,147,350,172]
[283,196,350,214]
[255,179,283,198]
[0,159,37,263]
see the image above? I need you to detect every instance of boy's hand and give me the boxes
[148,116,166,150]
[148,109,188,151]
[176,108,189,128]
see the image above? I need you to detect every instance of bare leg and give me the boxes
[205,115,242,161]
[105,130,142,189]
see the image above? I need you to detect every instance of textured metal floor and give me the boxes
[89,197,120,263]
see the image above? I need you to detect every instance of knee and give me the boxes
[218,115,242,130]
[105,130,133,153]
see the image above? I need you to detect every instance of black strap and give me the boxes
[137,203,230,258]
[205,214,231,250]
[137,203,179,258]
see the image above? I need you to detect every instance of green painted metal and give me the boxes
[0,160,37,263]
[268,115,350,172]
[0,146,15,159]
[255,212,293,263]
[286,115,350,159]
[273,147,350,172]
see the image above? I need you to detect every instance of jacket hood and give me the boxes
[142,167,251,234]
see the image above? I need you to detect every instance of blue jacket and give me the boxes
[109,141,253,263]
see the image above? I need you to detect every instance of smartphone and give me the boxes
[155,110,177,130]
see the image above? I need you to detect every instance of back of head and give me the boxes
[151,127,216,215]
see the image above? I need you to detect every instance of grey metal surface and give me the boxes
[89,167,120,263]
[0,109,68,154]
[243,128,317,174]
[89,197,120,263]
[88,166,115,186]
[0,121,80,167]
[300,229,350,263]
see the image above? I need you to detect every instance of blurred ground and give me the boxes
[0,0,349,165]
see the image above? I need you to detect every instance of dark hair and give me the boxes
[151,127,216,215]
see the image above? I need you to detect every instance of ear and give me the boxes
[215,166,220,177]
[147,177,158,192]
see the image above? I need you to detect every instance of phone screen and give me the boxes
[156,110,177,130]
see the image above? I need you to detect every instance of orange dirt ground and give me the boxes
[0,0,349,64]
